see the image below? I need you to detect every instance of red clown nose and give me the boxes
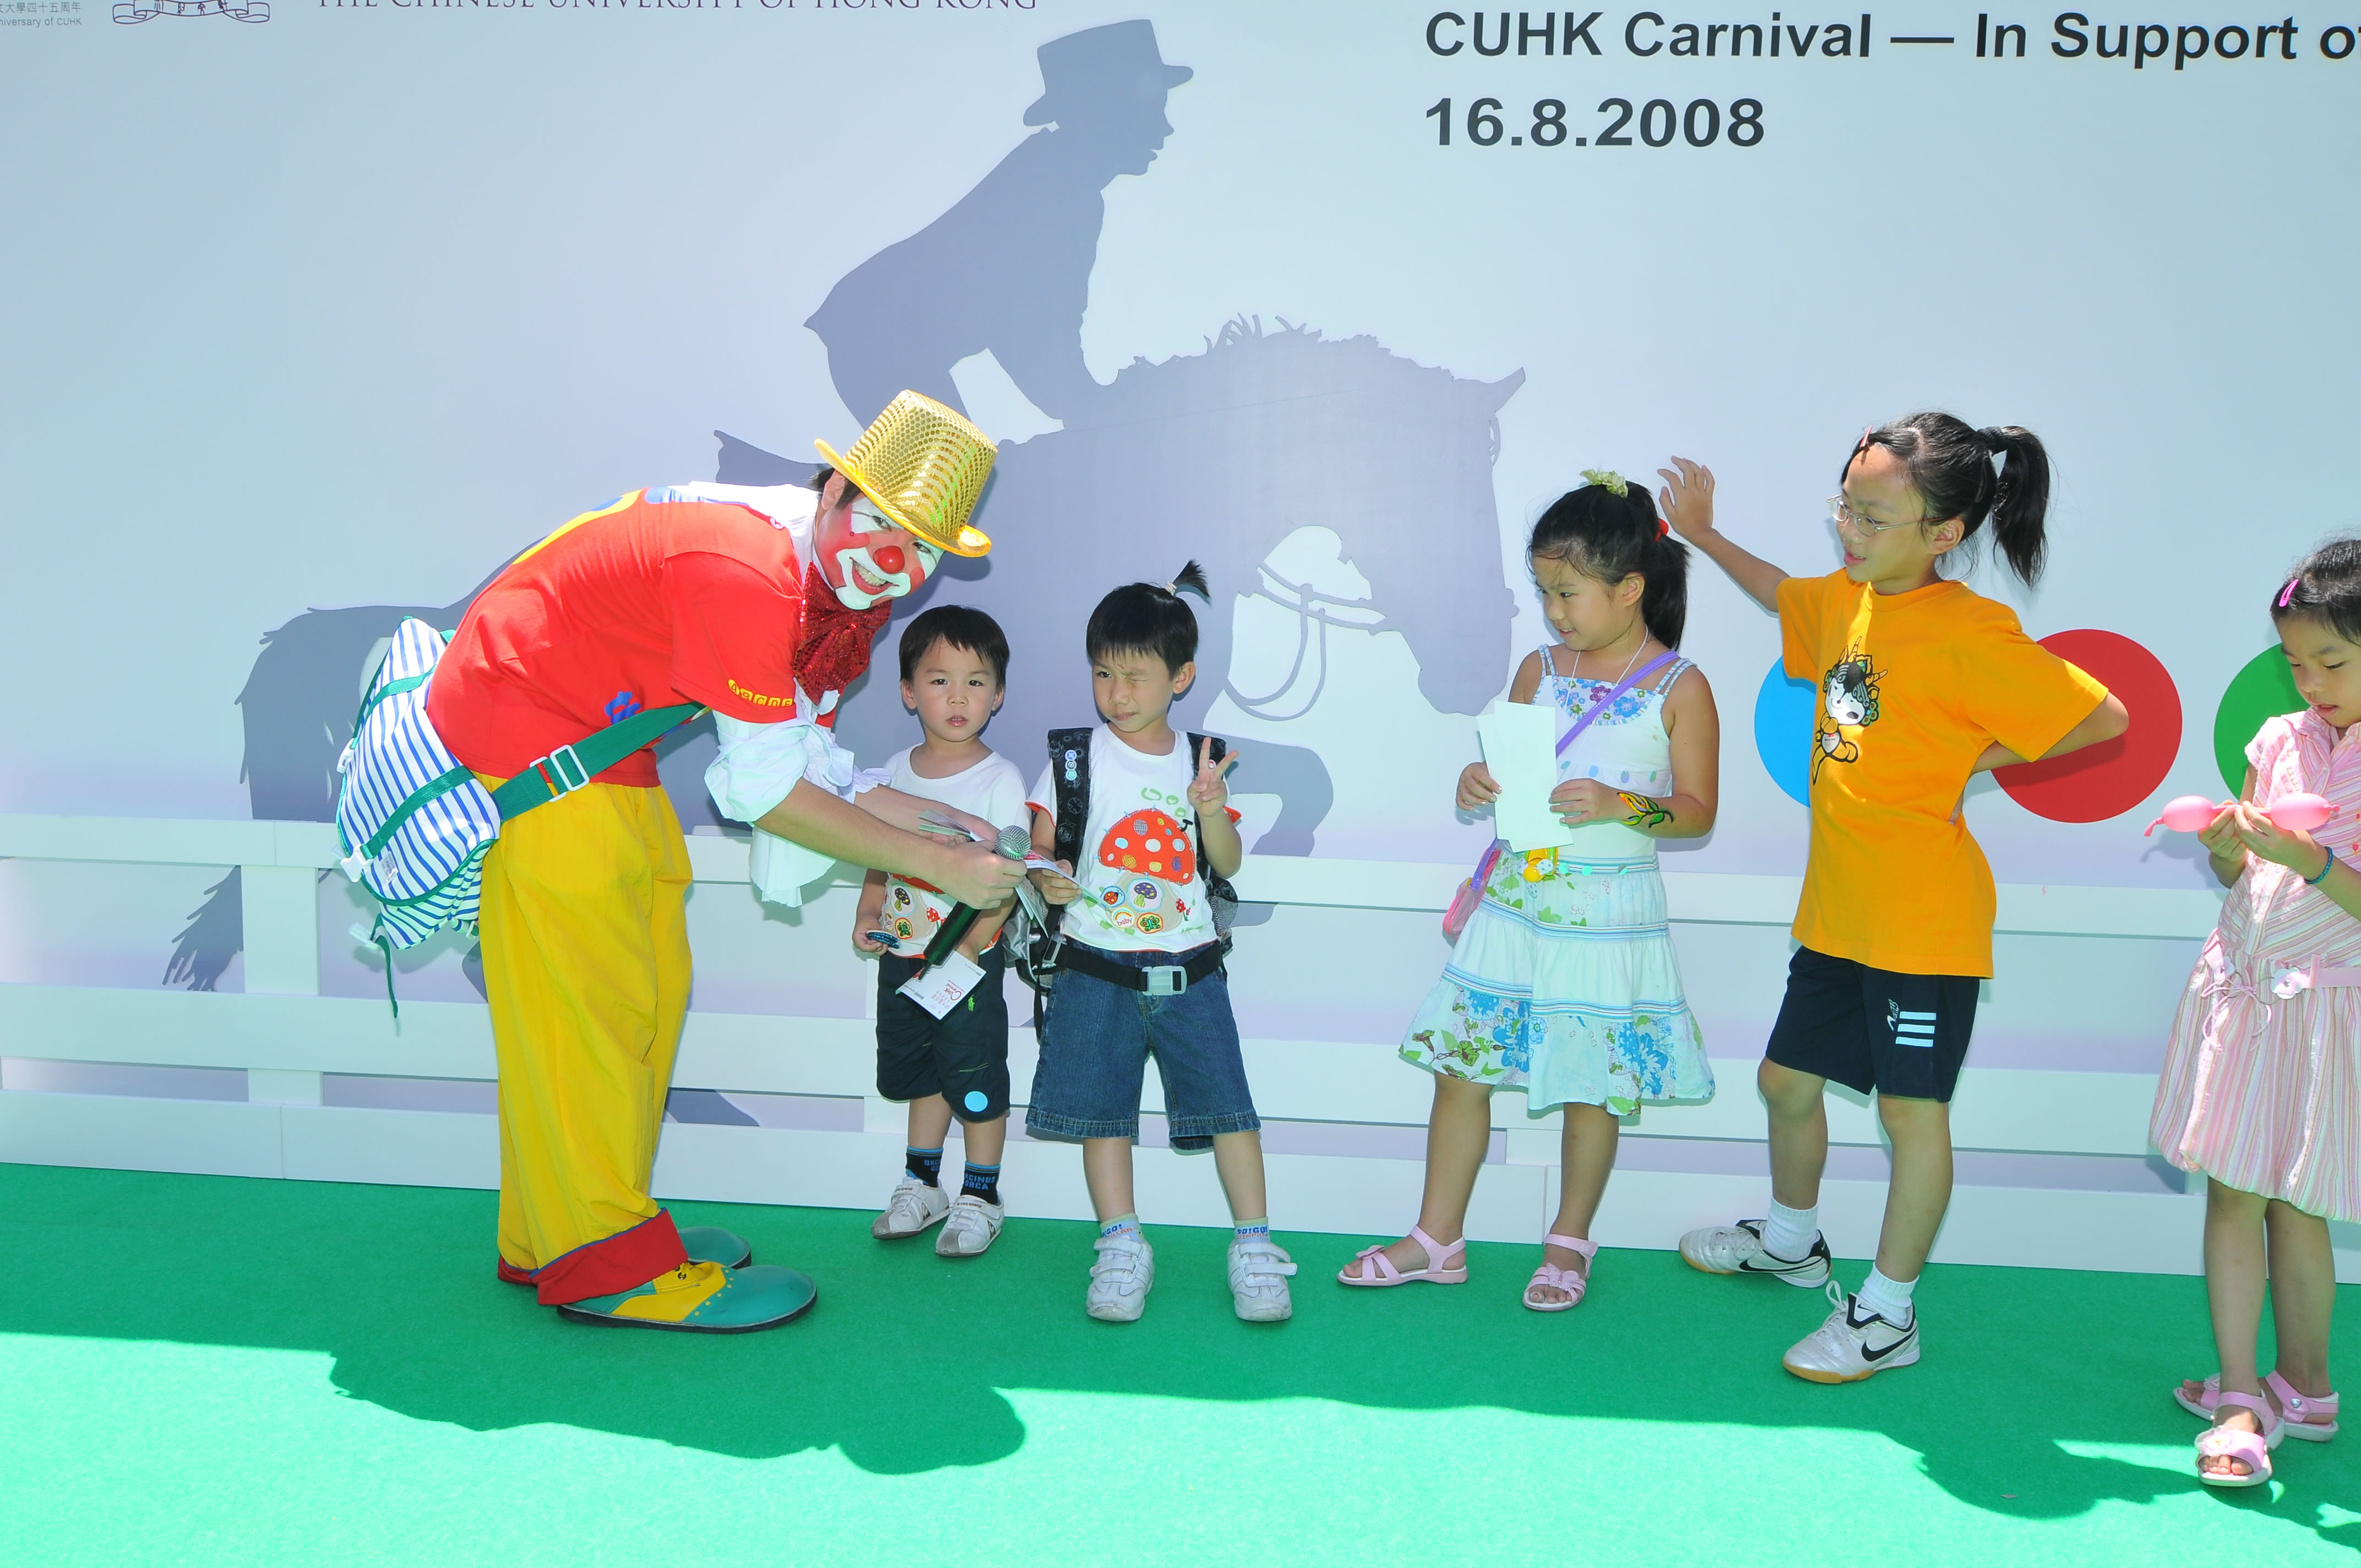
[871,545,907,576]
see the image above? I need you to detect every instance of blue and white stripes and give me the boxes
[335,618,503,950]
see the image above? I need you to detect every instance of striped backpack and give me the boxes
[335,617,697,1006]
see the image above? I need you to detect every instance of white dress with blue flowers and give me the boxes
[1400,647,1713,1116]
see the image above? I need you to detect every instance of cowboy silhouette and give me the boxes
[805,19,1192,427]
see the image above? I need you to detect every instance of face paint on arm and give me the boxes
[1617,791,1673,831]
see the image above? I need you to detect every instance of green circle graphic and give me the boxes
[2213,646,2305,792]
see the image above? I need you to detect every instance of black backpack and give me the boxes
[1007,727,1240,1008]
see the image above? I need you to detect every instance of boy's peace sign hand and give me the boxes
[1189,736,1241,814]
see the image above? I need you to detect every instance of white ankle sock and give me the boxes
[1762,1200,1818,1260]
[1857,1266,1917,1323]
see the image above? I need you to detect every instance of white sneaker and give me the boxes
[1227,1237,1297,1322]
[1783,1286,1921,1382]
[1678,1218,1832,1287]
[934,1193,1005,1257]
[871,1175,950,1240]
[1086,1228,1155,1322]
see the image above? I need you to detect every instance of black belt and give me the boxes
[1056,939,1226,997]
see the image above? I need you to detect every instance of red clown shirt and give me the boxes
[429,487,885,787]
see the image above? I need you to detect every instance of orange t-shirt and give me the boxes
[1778,570,2107,977]
[427,491,807,787]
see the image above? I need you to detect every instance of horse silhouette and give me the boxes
[728,316,1524,853]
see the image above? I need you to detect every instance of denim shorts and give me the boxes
[1026,942,1260,1150]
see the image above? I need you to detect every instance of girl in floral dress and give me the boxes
[1338,472,1720,1310]
[2155,542,2361,1488]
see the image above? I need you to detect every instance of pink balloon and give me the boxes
[2145,796,2226,836]
[2269,793,2333,832]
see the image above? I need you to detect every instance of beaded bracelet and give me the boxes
[2306,847,2338,885]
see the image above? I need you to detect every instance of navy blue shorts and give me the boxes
[1763,946,1979,1103]
[1026,943,1260,1150]
[875,946,1011,1123]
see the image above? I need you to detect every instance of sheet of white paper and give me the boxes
[896,950,988,1020]
[1477,702,1577,852]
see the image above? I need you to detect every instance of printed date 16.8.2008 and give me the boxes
[1427,96,1764,149]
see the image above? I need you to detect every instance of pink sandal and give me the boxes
[2175,1371,2340,1441]
[2196,1391,2281,1488]
[1337,1226,1468,1287]
[1522,1233,1597,1313]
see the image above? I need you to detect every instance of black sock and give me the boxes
[961,1161,1002,1207]
[906,1146,944,1186]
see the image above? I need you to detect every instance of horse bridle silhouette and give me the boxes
[1223,564,1391,723]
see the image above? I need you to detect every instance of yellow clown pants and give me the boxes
[474,777,694,1304]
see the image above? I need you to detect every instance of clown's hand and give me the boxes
[1189,736,1241,813]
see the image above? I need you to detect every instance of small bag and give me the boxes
[1442,649,1680,943]
[334,616,698,1011]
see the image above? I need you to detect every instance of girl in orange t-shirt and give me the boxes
[1661,415,2127,1384]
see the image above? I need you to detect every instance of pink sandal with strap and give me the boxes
[1337,1225,1469,1287]
[1523,1233,1597,1313]
[2176,1370,2340,1441]
[2196,1391,2282,1488]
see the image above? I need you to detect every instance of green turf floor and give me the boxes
[1,1163,2353,1565]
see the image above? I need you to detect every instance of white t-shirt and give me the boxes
[1027,726,1238,955]
[878,746,1031,957]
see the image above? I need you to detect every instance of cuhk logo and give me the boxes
[116,0,267,21]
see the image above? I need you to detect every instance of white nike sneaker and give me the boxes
[1227,1237,1298,1323]
[1678,1218,1833,1287]
[871,1175,950,1240]
[1086,1228,1155,1322]
[934,1193,1005,1257]
[1783,1287,1921,1383]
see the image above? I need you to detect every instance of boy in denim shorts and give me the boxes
[1026,563,1296,1324]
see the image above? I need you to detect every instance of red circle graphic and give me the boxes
[1994,629,2182,824]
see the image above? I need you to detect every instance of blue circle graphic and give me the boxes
[964,1090,990,1114]
[1753,657,1816,807]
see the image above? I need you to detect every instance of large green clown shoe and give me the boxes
[498,1224,751,1287]
[557,1261,817,1333]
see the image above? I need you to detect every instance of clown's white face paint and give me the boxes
[816,492,942,609]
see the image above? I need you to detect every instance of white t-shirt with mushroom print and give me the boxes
[1027,725,1241,955]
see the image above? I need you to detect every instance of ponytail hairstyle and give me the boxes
[1086,560,1211,673]
[2270,539,2361,645]
[1848,412,2053,586]
[1527,473,1689,648]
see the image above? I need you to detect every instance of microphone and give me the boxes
[923,823,1033,966]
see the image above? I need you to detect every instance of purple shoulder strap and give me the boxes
[1555,650,1681,755]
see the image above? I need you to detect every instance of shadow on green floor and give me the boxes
[3,1163,2354,1545]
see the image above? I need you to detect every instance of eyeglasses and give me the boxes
[1825,494,1927,536]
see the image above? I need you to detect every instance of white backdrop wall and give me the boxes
[5,4,2359,1255]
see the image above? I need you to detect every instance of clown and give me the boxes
[427,391,1024,1332]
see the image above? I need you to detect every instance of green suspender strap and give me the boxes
[488,703,707,821]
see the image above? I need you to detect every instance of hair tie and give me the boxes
[1580,467,1627,498]
[1657,517,1671,538]
[2280,575,2303,609]
[1977,426,2011,453]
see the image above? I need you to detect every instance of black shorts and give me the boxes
[875,946,1011,1121]
[1763,946,1979,1103]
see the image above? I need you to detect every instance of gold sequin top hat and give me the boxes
[813,391,998,558]
[1022,20,1193,127]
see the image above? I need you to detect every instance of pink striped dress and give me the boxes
[2151,712,2361,1222]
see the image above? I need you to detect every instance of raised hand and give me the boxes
[1456,761,1502,812]
[1189,735,1241,814]
[1656,456,1716,541]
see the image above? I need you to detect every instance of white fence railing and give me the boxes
[7,812,2332,1281]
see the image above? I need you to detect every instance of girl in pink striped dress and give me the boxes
[2152,542,2361,1488]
